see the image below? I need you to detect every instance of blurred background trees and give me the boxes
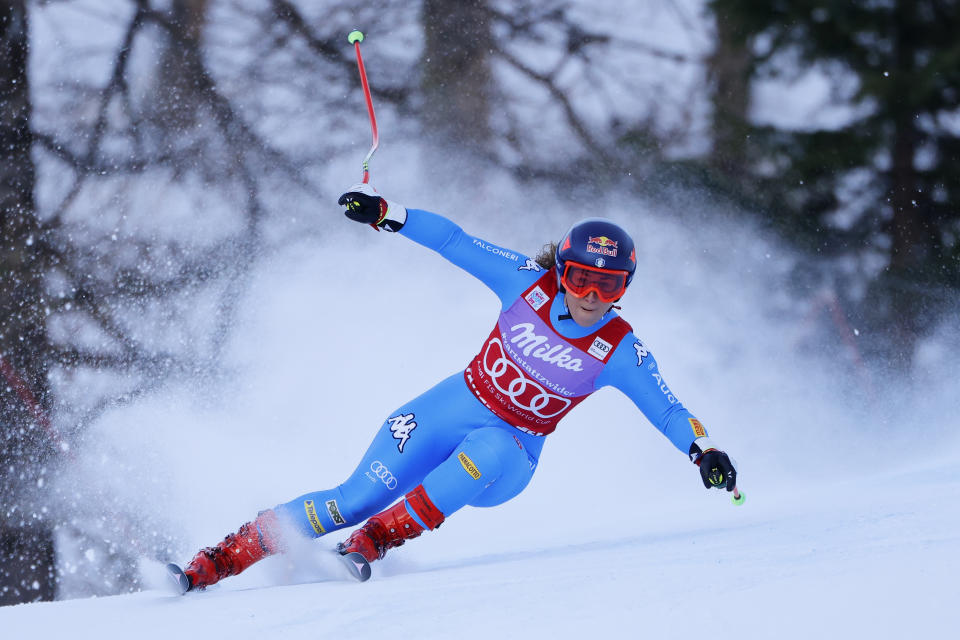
[1,0,55,605]
[706,0,960,368]
[0,0,956,604]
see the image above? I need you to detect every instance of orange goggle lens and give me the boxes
[561,263,628,302]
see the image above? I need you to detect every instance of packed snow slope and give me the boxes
[2,464,957,639]
[3,152,959,638]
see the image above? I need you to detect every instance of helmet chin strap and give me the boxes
[557,294,573,321]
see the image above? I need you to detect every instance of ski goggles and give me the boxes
[560,263,629,302]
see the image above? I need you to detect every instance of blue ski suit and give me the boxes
[274,209,711,537]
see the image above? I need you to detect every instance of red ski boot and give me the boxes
[337,485,445,564]
[178,509,283,592]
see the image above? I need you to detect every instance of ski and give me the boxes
[337,551,372,582]
[165,554,369,594]
[166,562,191,595]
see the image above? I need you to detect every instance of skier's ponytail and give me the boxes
[535,242,557,270]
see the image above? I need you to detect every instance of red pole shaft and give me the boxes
[353,40,379,184]
[0,355,68,454]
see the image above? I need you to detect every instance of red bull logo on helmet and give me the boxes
[586,235,618,257]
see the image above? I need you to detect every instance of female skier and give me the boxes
[168,183,739,592]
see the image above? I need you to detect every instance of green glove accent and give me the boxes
[706,467,726,488]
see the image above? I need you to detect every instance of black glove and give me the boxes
[337,183,407,232]
[689,437,737,492]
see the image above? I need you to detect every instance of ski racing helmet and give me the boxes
[555,218,637,302]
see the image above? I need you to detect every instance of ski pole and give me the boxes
[731,486,745,506]
[348,30,378,184]
[707,461,745,505]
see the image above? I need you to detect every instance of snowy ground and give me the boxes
[3,154,958,638]
[2,457,956,639]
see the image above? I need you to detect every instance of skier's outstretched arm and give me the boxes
[337,183,540,303]
[598,335,739,494]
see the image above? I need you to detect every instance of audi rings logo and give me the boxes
[369,461,398,490]
[482,338,571,418]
